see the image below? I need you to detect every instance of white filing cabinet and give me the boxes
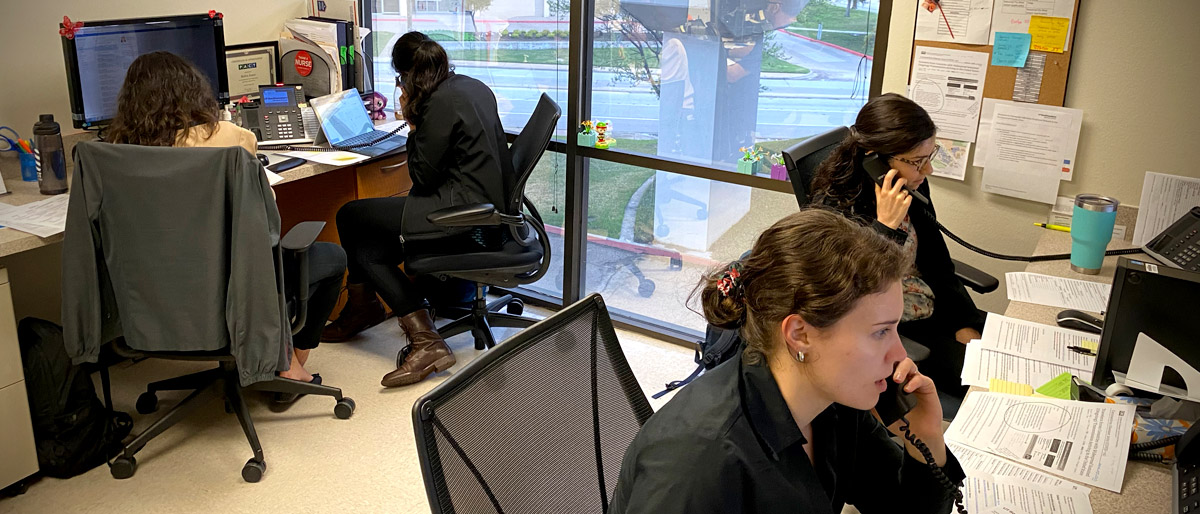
[0,267,39,488]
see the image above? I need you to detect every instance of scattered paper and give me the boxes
[914,0,995,45]
[991,32,1032,67]
[1035,372,1077,400]
[949,441,1091,493]
[265,170,285,186]
[981,101,1080,203]
[946,392,1136,492]
[979,313,1099,370]
[1005,272,1111,312]
[989,0,1076,52]
[1012,52,1047,103]
[978,506,1034,514]
[909,47,990,142]
[0,194,70,238]
[1028,15,1070,53]
[962,342,1091,389]
[990,378,1034,396]
[1131,172,1200,246]
[962,473,1094,514]
[931,138,971,181]
[280,150,369,166]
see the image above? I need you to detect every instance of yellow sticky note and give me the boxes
[1035,372,1077,400]
[1080,340,1099,352]
[1028,15,1069,53]
[989,378,1034,396]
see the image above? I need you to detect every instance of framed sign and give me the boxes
[225,42,280,100]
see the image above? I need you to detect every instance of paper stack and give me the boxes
[960,313,1097,395]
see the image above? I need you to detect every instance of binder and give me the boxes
[305,17,356,93]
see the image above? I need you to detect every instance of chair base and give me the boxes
[436,285,538,350]
[103,361,353,482]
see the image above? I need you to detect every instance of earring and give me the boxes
[795,351,805,363]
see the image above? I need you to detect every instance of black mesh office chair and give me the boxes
[405,93,561,352]
[412,293,654,514]
[64,143,355,483]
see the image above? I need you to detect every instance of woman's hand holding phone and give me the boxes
[874,168,912,230]
[886,358,948,466]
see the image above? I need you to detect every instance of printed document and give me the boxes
[945,392,1135,492]
[1131,172,1200,246]
[914,0,995,45]
[0,194,70,238]
[980,102,1079,203]
[908,47,989,142]
[974,100,1081,180]
[1005,272,1111,313]
[949,442,1090,494]
[961,342,1091,389]
[989,0,1076,51]
[962,473,1093,514]
[979,313,1099,370]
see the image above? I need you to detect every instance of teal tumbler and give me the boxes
[1070,194,1119,275]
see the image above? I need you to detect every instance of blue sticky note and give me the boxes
[992,32,1032,68]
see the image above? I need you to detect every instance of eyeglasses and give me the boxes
[889,144,942,171]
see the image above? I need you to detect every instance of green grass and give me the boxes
[371,31,395,58]
[447,47,809,74]
[789,0,878,55]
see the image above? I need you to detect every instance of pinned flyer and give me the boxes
[1028,16,1070,53]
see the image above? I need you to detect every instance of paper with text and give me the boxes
[962,342,1091,389]
[979,313,1099,370]
[962,473,1093,514]
[1131,172,1200,246]
[980,102,1081,203]
[1028,15,1070,53]
[949,441,1090,494]
[0,194,70,238]
[909,47,990,142]
[945,393,1135,492]
[992,32,1032,67]
[914,0,995,45]
[974,99,1081,180]
[989,0,1075,51]
[931,138,970,181]
[1005,272,1110,313]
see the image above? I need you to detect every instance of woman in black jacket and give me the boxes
[324,32,514,388]
[809,93,985,396]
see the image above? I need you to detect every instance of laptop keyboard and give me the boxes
[338,130,396,148]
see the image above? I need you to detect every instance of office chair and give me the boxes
[412,293,654,514]
[405,93,561,352]
[63,143,355,483]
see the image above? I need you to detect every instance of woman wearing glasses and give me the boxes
[809,93,984,399]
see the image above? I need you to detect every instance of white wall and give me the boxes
[0,0,308,132]
[882,0,1200,313]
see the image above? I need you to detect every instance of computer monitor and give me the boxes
[1092,257,1200,393]
[61,13,229,129]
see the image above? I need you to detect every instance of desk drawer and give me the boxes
[0,273,23,389]
[357,154,412,199]
[0,380,39,488]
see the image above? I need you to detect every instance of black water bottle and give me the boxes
[33,114,68,195]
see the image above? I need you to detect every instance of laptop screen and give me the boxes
[310,88,374,145]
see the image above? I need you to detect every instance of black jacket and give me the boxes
[401,74,513,241]
[609,352,966,514]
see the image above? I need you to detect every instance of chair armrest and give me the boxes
[953,258,999,294]
[282,221,326,253]
[900,335,931,363]
[427,203,507,227]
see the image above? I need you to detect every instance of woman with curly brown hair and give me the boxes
[106,51,346,403]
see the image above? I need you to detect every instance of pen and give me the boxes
[1067,345,1096,356]
[1033,222,1071,233]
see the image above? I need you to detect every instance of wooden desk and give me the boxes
[999,229,1170,513]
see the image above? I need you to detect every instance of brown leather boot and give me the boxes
[321,283,387,342]
[381,309,456,387]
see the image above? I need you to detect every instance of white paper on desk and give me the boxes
[0,194,69,238]
[979,313,1099,370]
[989,0,1075,51]
[965,473,1093,514]
[980,102,1080,204]
[961,342,1091,389]
[1005,272,1111,313]
[931,138,971,181]
[908,47,989,142]
[914,0,994,45]
[949,442,1090,494]
[279,150,369,167]
[264,170,285,186]
[974,100,1082,181]
[977,506,1033,514]
[945,392,1135,492]
[1131,172,1200,247]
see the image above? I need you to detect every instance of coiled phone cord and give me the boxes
[899,417,968,514]
[260,121,409,153]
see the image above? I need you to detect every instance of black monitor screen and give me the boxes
[63,15,228,128]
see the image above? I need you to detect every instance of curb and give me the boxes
[777,28,873,60]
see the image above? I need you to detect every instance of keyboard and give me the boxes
[1177,462,1199,512]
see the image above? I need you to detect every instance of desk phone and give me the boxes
[239,85,315,145]
[1144,207,1200,272]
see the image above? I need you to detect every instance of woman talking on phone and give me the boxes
[608,209,965,514]
[809,93,985,398]
[324,32,513,388]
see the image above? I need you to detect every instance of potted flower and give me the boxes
[578,120,595,147]
[737,146,759,174]
[768,152,788,181]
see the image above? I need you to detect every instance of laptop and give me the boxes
[309,88,407,157]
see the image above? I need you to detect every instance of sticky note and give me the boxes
[991,32,1032,67]
[1080,340,1099,352]
[989,378,1034,396]
[1028,15,1069,53]
[1035,372,1078,400]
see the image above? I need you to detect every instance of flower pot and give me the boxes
[577,132,595,147]
[737,158,756,174]
[770,163,788,181]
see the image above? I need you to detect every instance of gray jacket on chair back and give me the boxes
[62,142,291,386]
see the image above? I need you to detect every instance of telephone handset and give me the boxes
[1173,421,1200,513]
[239,85,316,145]
[861,152,930,207]
[875,364,968,514]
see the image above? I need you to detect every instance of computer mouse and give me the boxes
[256,153,270,167]
[1056,309,1103,334]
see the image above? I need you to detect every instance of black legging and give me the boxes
[284,242,347,350]
[336,197,485,317]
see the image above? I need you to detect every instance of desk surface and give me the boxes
[1001,230,1170,513]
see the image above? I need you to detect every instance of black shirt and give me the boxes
[608,352,966,514]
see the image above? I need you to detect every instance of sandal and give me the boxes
[273,373,322,405]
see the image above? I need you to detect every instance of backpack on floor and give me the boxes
[17,317,133,478]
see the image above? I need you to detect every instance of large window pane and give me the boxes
[583,162,800,333]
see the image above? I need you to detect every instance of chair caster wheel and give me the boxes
[335,397,356,419]
[638,280,655,298]
[242,458,266,483]
[136,392,158,414]
[506,299,524,315]
[111,456,137,479]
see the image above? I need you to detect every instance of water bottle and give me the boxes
[33,114,68,195]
